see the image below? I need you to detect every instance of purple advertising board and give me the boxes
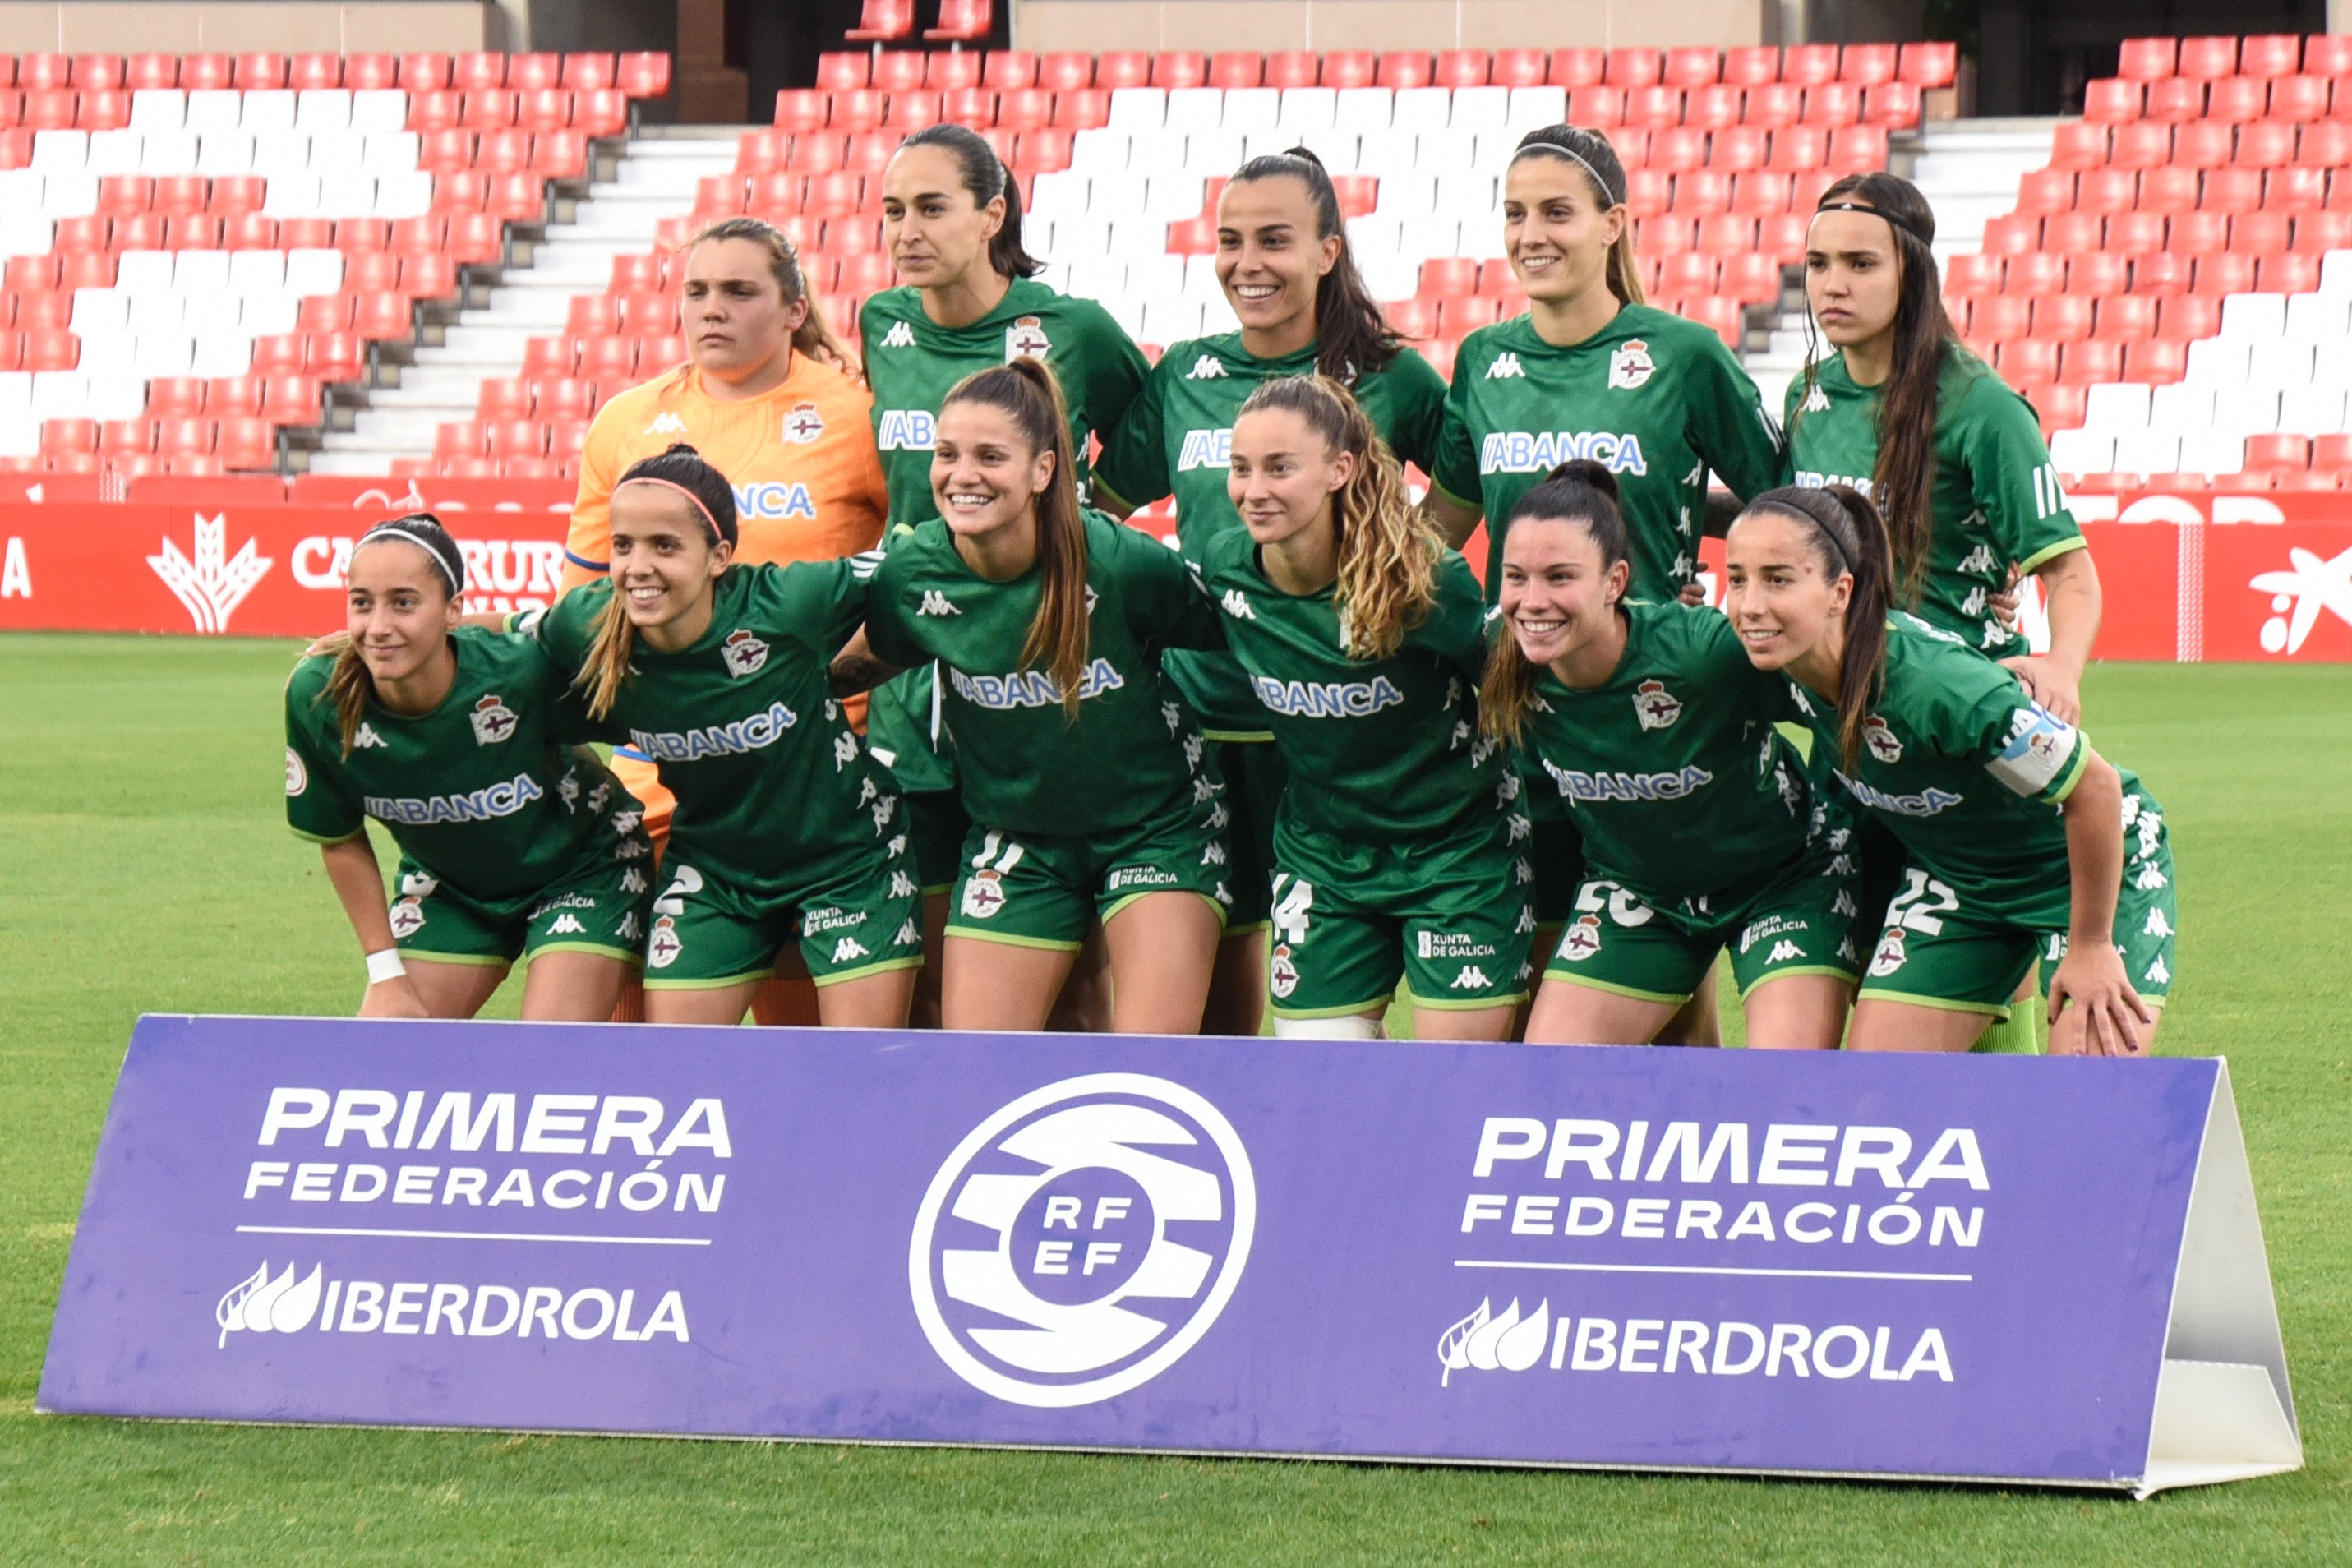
[41,1017,2299,1494]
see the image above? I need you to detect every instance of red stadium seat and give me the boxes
[2192,252,2257,294]
[2069,252,2129,296]
[2247,432,2311,472]
[1676,168,1732,214]
[2296,120,2352,165]
[1321,52,1376,90]
[985,51,1037,90]
[42,417,99,454]
[1265,52,1320,90]
[1012,127,1071,172]
[1842,44,1898,86]
[2207,76,2267,125]
[2175,37,2239,81]
[846,0,915,44]
[2082,79,2141,124]
[1547,48,1603,89]
[2166,208,2229,254]
[1433,50,1488,89]
[2031,295,2093,342]
[2258,252,2322,293]
[222,212,278,249]
[2308,35,2352,76]
[2237,119,2297,168]
[2116,38,2176,81]
[1971,295,2031,341]
[1623,85,1680,129]
[23,330,77,371]
[1040,53,1097,91]
[1662,47,1718,88]
[2314,434,2352,472]
[2269,75,2329,122]
[1052,89,1110,130]
[2204,166,2263,211]
[460,89,518,129]
[2041,210,2100,254]
[1570,86,1624,128]
[2092,293,2157,342]
[2134,166,2197,215]
[2057,339,2122,386]
[1728,169,1791,214]
[2016,167,2073,214]
[2293,209,2352,251]
[1782,44,1838,87]
[1711,125,1768,173]
[1686,83,1741,131]
[2160,120,2225,168]
[1606,48,1663,87]
[1742,81,1801,127]
[17,53,67,91]
[2050,122,2109,169]
[1695,213,1753,253]
[1649,125,1704,171]
[177,53,232,90]
[564,53,618,91]
[2076,167,2133,213]
[617,52,671,99]
[297,293,356,333]
[233,53,288,89]
[2145,78,2205,122]
[1152,53,1207,89]
[1995,339,2057,383]
[2233,210,2292,254]
[127,53,178,90]
[1943,252,2001,295]
[1492,49,1547,90]
[1768,124,1827,172]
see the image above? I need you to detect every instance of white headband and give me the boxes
[355,526,463,593]
[1510,140,1622,208]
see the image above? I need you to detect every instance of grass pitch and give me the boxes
[2,632,2348,1566]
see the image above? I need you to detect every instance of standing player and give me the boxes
[1483,464,1858,1047]
[287,516,652,1021]
[1724,484,2172,1055]
[1420,124,1787,1034]
[861,123,1151,1022]
[1097,147,1451,1034]
[562,216,892,1023]
[835,359,1232,1033]
[529,446,922,1026]
[1789,172,2099,721]
[1202,376,1525,1038]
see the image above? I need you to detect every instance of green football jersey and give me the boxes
[532,560,899,896]
[1095,333,1450,735]
[863,511,1226,838]
[1196,528,1500,840]
[284,627,626,902]
[1520,599,1815,902]
[860,277,1148,791]
[1775,613,2097,920]
[1785,348,2086,661]
[1432,304,1786,606]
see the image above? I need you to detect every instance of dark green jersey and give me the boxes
[1197,528,1499,840]
[1432,305,1785,605]
[284,627,626,901]
[1095,333,1450,736]
[1520,600,1815,902]
[1785,349,2086,660]
[1776,614,2096,919]
[864,512,1226,838]
[860,278,1148,791]
[860,276,1148,524]
[533,560,898,894]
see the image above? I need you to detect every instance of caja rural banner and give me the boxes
[0,496,2348,661]
[43,1017,2299,1494]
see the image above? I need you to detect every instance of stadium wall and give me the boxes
[0,2,487,53]
[1012,0,1768,54]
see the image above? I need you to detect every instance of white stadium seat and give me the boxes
[241,90,297,133]
[1106,88,1166,132]
[197,131,255,174]
[1278,88,1336,133]
[31,131,89,173]
[1164,90,1223,135]
[285,249,346,296]
[1333,88,1393,133]
[185,90,242,133]
[1223,89,1279,135]
[130,90,186,131]
[138,131,200,175]
[297,90,353,131]
[350,90,410,134]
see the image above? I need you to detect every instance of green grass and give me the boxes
[2,633,2348,1566]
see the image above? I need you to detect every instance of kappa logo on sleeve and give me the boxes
[910,1074,1255,1407]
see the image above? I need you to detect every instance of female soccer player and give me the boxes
[835,358,1231,1034]
[1484,463,1859,1048]
[562,216,892,1023]
[861,123,1151,1021]
[1203,376,1524,1039]
[1724,485,2173,1055]
[1790,172,2099,722]
[1422,124,1786,1035]
[286,515,652,1021]
[529,445,922,1027]
[1097,146,1451,1033]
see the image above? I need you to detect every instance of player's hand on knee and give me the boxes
[359,975,431,1019]
[2046,944,2152,1057]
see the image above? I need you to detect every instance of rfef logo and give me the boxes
[909,1074,1255,1408]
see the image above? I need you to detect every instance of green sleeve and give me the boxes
[862,556,923,670]
[1094,357,1173,510]
[1418,552,1494,684]
[1077,302,1151,482]
[1959,377,2086,574]
[523,585,600,678]
[1686,332,1787,503]
[1926,658,2090,808]
[1430,353,1483,509]
[1384,348,1451,475]
[1116,522,1227,653]
[1775,373,1806,485]
[283,670,365,843]
[772,552,882,657]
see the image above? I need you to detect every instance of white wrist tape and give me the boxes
[365,948,408,985]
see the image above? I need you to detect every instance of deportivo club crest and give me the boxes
[1864,716,1904,764]
[1006,315,1051,361]
[961,869,1007,920]
[782,401,825,444]
[1633,678,1682,731]
[1556,915,1603,962]
[1607,339,1655,390]
[468,694,519,745]
[1868,927,1908,978]
[1269,943,1298,998]
[721,630,770,678]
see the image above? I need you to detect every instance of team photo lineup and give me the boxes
[287,115,2174,1060]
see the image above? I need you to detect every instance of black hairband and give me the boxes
[1753,496,1856,574]
[1813,199,1930,247]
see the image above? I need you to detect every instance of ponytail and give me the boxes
[1735,483,1894,772]
[684,215,860,376]
[899,123,1044,280]
[1225,148,1401,384]
[576,444,740,722]
[1478,461,1625,746]
[316,513,465,755]
[1236,374,1436,660]
[1799,172,1957,602]
[942,357,1090,716]
[1510,127,1644,307]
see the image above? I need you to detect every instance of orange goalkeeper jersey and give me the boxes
[562,355,890,587]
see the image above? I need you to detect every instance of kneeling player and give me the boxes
[1206,375,1527,1038]
[1724,485,2172,1055]
[286,515,652,1020]
[1486,463,1861,1048]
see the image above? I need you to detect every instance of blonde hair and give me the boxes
[1235,375,1439,661]
[940,357,1091,717]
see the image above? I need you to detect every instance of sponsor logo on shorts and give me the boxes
[1867,928,1907,978]
[1607,339,1655,390]
[1006,316,1051,360]
[389,897,426,938]
[781,402,825,445]
[1107,866,1181,892]
[548,914,587,934]
[1418,932,1497,960]
[1863,716,1903,765]
[647,915,683,968]
[961,869,1007,920]
[802,906,868,935]
[721,630,769,678]
[284,747,307,795]
[893,918,921,946]
[1738,915,1810,955]
[399,870,439,898]
[1764,939,1806,964]
[1451,965,1493,990]
[1556,915,1602,962]
[1269,943,1298,998]
[617,912,643,942]
[831,937,869,963]
[1632,678,1682,731]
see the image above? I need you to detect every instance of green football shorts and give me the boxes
[640,842,925,990]
[387,837,654,969]
[1542,847,1864,1003]
[945,799,1233,951]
